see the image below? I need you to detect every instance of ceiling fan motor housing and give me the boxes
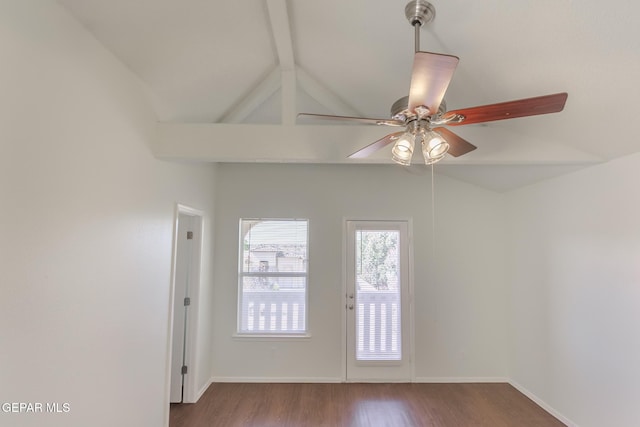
[405,0,435,26]
[391,96,446,123]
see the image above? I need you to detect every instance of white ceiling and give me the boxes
[57,0,640,191]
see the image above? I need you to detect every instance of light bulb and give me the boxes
[421,129,449,165]
[391,132,415,166]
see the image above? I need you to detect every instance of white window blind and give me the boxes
[238,219,308,334]
[355,229,401,361]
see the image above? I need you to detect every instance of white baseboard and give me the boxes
[211,376,508,384]
[211,376,343,383]
[193,377,214,402]
[509,380,578,427]
[413,377,509,383]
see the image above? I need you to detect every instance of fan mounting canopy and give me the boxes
[405,0,435,26]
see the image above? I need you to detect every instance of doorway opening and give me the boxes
[168,204,203,405]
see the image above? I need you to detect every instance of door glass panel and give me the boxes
[355,230,401,361]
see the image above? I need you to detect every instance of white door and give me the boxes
[170,213,195,403]
[345,220,412,381]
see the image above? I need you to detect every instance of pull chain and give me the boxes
[431,163,436,258]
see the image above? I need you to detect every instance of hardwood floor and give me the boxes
[170,383,565,427]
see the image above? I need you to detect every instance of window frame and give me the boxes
[235,218,310,338]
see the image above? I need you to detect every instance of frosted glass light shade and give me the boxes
[421,130,449,164]
[391,132,415,166]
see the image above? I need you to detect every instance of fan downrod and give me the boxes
[405,0,435,27]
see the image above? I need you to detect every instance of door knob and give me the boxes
[348,304,354,310]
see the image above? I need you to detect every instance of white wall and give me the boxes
[506,152,640,427]
[0,1,216,426]
[212,163,508,381]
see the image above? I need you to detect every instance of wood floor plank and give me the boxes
[170,383,565,427]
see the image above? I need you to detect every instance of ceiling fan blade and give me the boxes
[297,113,404,127]
[348,132,405,159]
[408,51,459,115]
[433,127,477,157]
[445,92,568,126]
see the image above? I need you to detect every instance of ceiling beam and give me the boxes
[154,123,604,165]
[266,0,295,71]
[156,123,394,162]
[218,67,280,123]
[266,0,296,125]
[220,1,360,124]
[281,68,296,125]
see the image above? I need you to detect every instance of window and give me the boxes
[237,219,309,335]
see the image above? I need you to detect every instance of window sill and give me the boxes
[232,333,312,341]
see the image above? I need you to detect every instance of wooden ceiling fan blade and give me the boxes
[433,127,477,157]
[446,92,568,126]
[407,51,459,115]
[348,131,405,159]
[297,113,404,127]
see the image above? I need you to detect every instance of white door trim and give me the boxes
[341,217,415,382]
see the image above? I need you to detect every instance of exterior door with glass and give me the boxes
[345,220,412,381]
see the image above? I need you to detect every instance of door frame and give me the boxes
[165,204,204,409]
[341,217,415,382]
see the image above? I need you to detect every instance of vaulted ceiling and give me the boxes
[58,0,640,191]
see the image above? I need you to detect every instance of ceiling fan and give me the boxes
[298,0,568,165]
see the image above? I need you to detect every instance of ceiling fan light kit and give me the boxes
[391,124,418,166]
[297,0,568,166]
[421,129,449,164]
[391,133,415,166]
